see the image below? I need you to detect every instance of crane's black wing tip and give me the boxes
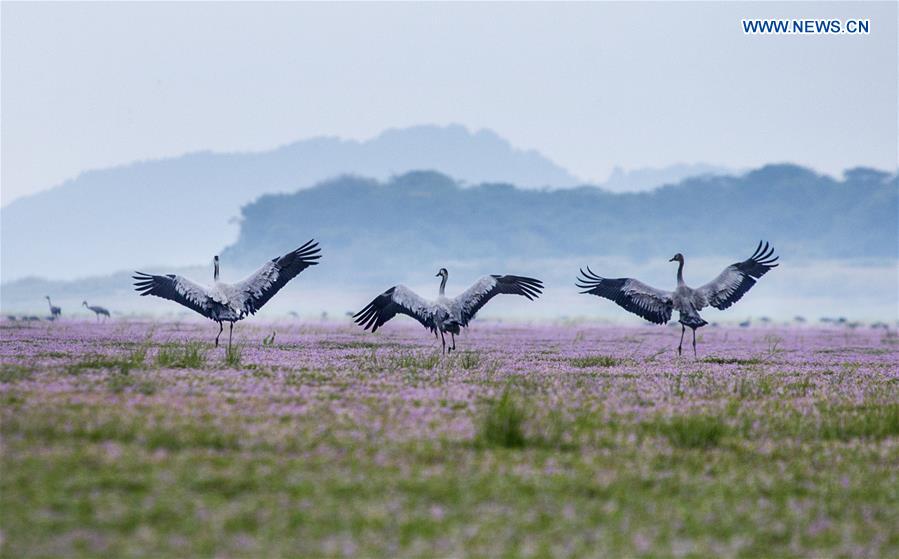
[578,266,605,282]
[352,299,385,332]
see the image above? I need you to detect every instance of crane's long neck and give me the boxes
[214,260,220,281]
[46,298,53,309]
[676,259,685,286]
[439,275,447,296]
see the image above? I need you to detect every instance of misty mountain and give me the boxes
[222,164,897,283]
[600,163,736,193]
[3,164,894,320]
[1,125,580,281]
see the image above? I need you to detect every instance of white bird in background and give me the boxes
[577,241,779,356]
[354,268,543,354]
[45,296,61,320]
[82,301,111,322]
[133,240,321,349]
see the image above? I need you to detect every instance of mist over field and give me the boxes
[2,142,895,322]
[0,136,899,322]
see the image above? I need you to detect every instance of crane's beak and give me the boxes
[435,273,441,277]
[668,256,677,262]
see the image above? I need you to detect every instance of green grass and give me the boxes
[733,375,775,399]
[2,327,898,558]
[0,363,34,383]
[224,345,242,368]
[107,370,158,395]
[0,364,34,383]
[455,350,481,370]
[4,403,897,557]
[156,342,207,368]
[702,356,764,365]
[649,414,729,449]
[477,387,527,448]
[364,350,442,370]
[806,404,899,441]
[569,355,620,368]
[64,346,148,375]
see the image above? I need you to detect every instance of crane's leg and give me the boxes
[678,324,685,356]
[450,332,456,352]
[440,330,446,355]
[215,322,223,347]
[692,328,697,358]
[228,323,234,351]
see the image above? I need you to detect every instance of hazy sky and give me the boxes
[2,2,896,205]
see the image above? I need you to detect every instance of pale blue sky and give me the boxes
[2,1,896,204]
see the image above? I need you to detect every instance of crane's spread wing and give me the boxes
[233,240,321,314]
[576,267,673,324]
[452,275,543,327]
[133,272,213,317]
[694,241,779,310]
[353,285,438,333]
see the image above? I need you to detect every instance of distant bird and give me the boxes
[133,240,321,349]
[739,319,752,328]
[82,301,111,322]
[577,241,779,356]
[354,268,543,353]
[45,296,61,319]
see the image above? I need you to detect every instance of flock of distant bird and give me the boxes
[122,239,780,356]
[10,297,113,323]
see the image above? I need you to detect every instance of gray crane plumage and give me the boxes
[577,241,779,356]
[133,240,321,348]
[45,296,61,320]
[354,268,543,354]
[82,301,111,321]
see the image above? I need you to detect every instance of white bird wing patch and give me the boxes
[133,272,215,318]
[229,241,321,315]
[621,279,674,319]
[451,276,498,322]
[392,285,439,322]
[353,284,440,332]
[171,276,214,309]
[694,242,779,310]
[694,266,742,309]
[233,260,281,313]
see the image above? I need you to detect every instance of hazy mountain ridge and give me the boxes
[3,164,895,320]
[601,163,736,193]
[0,125,580,281]
[222,165,897,283]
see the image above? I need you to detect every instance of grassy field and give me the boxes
[1,320,898,557]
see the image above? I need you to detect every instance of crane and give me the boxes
[45,296,61,320]
[354,268,542,353]
[133,240,320,349]
[82,301,111,322]
[577,241,778,356]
